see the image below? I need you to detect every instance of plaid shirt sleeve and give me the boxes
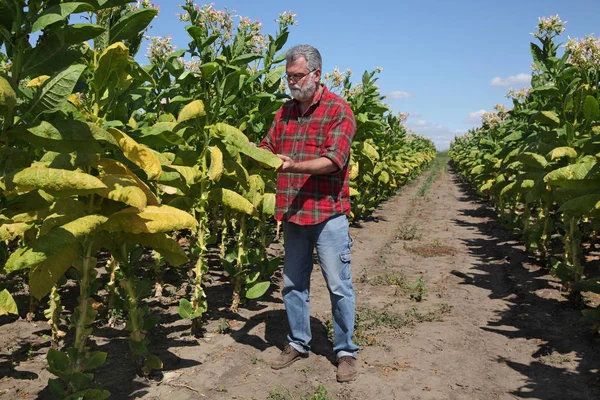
[320,102,356,170]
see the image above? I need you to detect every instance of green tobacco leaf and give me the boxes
[11,120,118,153]
[93,42,130,94]
[103,205,198,234]
[360,141,380,161]
[533,110,560,126]
[84,351,107,372]
[110,8,158,44]
[29,64,86,117]
[95,159,159,206]
[61,23,106,44]
[211,188,257,216]
[108,128,162,180]
[177,100,206,123]
[32,2,94,32]
[177,298,202,319]
[124,233,188,266]
[13,167,106,195]
[169,165,201,186]
[516,152,548,169]
[5,215,107,273]
[548,146,577,160]
[47,348,70,377]
[29,244,80,300]
[264,65,285,88]
[245,281,270,299]
[199,62,219,79]
[0,75,16,112]
[230,53,262,66]
[584,95,600,121]
[96,174,147,209]
[558,194,600,215]
[572,279,600,294]
[0,289,18,316]
[544,161,596,185]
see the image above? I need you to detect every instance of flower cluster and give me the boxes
[127,0,159,12]
[346,83,363,98]
[182,57,202,74]
[324,67,344,89]
[566,35,600,69]
[506,87,530,102]
[397,112,409,123]
[481,111,503,129]
[146,36,175,65]
[238,16,267,54]
[178,3,235,43]
[277,11,298,28]
[532,15,566,40]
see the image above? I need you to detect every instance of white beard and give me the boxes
[289,77,317,102]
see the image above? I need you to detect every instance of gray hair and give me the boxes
[286,45,322,71]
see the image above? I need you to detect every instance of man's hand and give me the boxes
[277,154,295,173]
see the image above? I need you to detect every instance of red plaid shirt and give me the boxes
[260,85,356,225]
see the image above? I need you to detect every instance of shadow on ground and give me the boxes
[448,166,600,400]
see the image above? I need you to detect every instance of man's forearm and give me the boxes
[278,156,339,175]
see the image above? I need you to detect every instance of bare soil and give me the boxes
[1,162,600,400]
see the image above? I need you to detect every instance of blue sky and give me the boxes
[139,0,600,149]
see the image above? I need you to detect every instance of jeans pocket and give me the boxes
[339,249,352,280]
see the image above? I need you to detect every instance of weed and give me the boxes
[217,318,230,334]
[357,266,369,283]
[409,277,427,302]
[267,386,293,400]
[250,354,263,364]
[396,223,422,241]
[370,272,407,287]
[303,385,332,400]
[538,354,572,364]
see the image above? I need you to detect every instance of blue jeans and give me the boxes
[282,214,359,360]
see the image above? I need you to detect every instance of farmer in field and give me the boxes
[259,44,359,382]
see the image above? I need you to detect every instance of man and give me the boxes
[260,44,359,382]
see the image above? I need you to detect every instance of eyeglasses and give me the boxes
[284,68,317,83]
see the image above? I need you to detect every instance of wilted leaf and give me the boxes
[96,158,159,206]
[207,146,223,181]
[96,174,147,209]
[29,244,80,300]
[4,215,107,273]
[103,205,198,234]
[13,167,107,195]
[211,188,257,216]
[177,100,206,123]
[108,128,162,180]
[548,147,577,160]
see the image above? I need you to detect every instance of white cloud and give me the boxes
[490,73,531,86]
[414,119,427,126]
[386,91,414,100]
[466,109,487,123]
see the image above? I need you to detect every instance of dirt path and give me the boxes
[1,161,599,400]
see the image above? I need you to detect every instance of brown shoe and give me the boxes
[336,356,357,382]
[271,343,308,370]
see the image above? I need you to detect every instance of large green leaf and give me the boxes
[264,65,286,88]
[532,111,560,126]
[28,64,86,117]
[240,144,283,170]
[109,8,158,44]
[516,152,548,169]
[4,215,107,273]
[0,290,18,316]
[11,121,117,153]
[13,167,107,195]
[32,2,95,32]
[61,23,106,44]
[544,161,597,185]
[262,193,276,216]
[245,281,270,299]
[93,42,130,95]
[103,205,198,234]
[96,174,147,209]
[29,244,80,300]
[0,221,34,241]
[95,158,159,206]
[558,194,600,215]
[124,233,188,266]
[584,95,600,121]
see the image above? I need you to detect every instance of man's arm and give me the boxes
[276,154,338,175]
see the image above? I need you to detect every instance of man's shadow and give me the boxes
[230,309,336,365]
